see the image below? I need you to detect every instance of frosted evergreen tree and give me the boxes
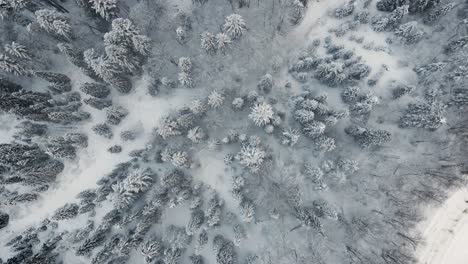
[239,199,255,222]
[303,121,326,138]
[0,54,27,75]
[92,123,113,139]
[179,72,194,88]
[187,126,206,143]
[190,99,207,114]
[106,105,128,125]
[249,101,274,126]
[112,168,154,209]
[290,0,305,24]
[89,0,119,21]
[424,3,455,24]
[216,33,232,52]
[206,194,223,227]
[345,125,391,148]
[315,61,346,86]
[208,90,225,108]
[187,209,204,235]
[409,0,441,13]
[294,109,315,124]
[238,143,266,173]
[35,9,72,39]
[400,101,446,130]
[176,26,187,42]
[257,74,273,93]
[444,35,468,54]
[195,229,208,254]
[0,0,27,19]
[141,237,163,263]
[4,42,30,60]
[52,203,79,221]
[394,22,424,44]
[178,57,192,73]
[80,82,110,98]
[314,135,336,152]
[282,128,301,146]
[223,14,246,39]
[171,151,189,168]
[158,116,182,139]
[201,32,216,53]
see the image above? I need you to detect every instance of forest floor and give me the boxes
[415,187,468,264]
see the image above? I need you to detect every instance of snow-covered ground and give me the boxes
[416,187,468,264]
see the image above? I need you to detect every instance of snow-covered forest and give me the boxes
[0,0,467,263]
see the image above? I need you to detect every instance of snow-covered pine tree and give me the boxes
[89,0,119,21]
[249,101,274,126]
[112,168,154,209]
[201,32,216,53]
[223,14,246,39]
[35,9,73,39]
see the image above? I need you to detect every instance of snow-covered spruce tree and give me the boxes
[444,35,468,54]
[187,126,206,143]
[208,90,225,108]
[315,61,346,86]
[257,74,273,93]
[409,0,441,13]
[239,199,255,222]
[89,0,119,21]
[112,168,154,209]
[52,203,79,221]
[394,21,424,44]
[249,101,274,127]
[178,57,192,73]
[106,105,128,125]
[216,33,232,52]
[206,194,223,227]
[223,14,246,39]
[35,71,72,93]
[201,31,216,53]
[424,2,455,24]
[92,123,113,139]
[293,206,323,233]
[186,209,204,235]
[4,42,30,60]
[35,9,73,39]
[103,18,150,72]
[213,236,237,264]
[303,121,326,138]
[83,48,132,93]
[392,83,415,99]
[0,53,27,75]
[312,199,338,220]
[0,0,28,19]
[400,100,446,130]
[195,229,208,254]
[238,142,266,173]
[345,125,391,148]
[349,93,380,116]
[290,0,305,24]
[80,82,110,98]
[376,0,406,12]
[282,128,301,146]
[141,237,164,263]
[332,0,355,19]
[46,138,76,159]
[171,151,190,168]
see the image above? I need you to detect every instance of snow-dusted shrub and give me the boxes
[249,101,274,126]
[223,14,246,39]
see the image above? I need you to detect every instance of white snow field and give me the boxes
[416,187,468,264]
